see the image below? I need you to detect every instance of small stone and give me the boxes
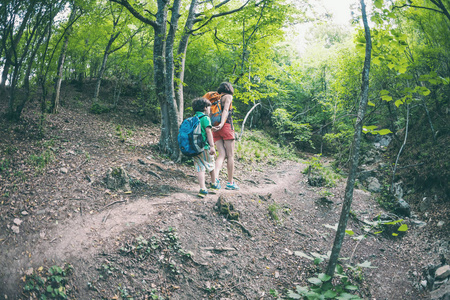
[420,280,427,288]
[11,225,20,234]
[275,271,280,278]
[25,268,34,276]
[436,265,450,280]
[437,221,445,227]
[13,218,22,226]
[21,211,29,216]
[60,167,68,174]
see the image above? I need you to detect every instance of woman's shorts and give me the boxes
[193,149,215,173]
[213,123,235,142]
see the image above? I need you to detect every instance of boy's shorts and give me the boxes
[193,149,215,173]
[213,123,235,143]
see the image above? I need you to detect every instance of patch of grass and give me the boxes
[0,158,11,173]
[90,102,110,114]
[303,155,342,187]
[236,130,298,164]
[28,149,55,171]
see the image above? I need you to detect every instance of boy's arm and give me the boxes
[205,127,216,155]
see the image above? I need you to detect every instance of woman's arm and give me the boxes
[214,94,232,131]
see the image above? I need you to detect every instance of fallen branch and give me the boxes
[102,209,112,223]
[201,246,236,252]
[148,170,162,180]
[101,199,127,211]
[229,220,252,236]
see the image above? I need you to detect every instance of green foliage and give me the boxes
[236,130,298,164]
[28,149,55,171]
[303,155,341,187]
[90,102,110,114]
[22,264,74,299]
[286,268,363,300]
[272,108,313,148]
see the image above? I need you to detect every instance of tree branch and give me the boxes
[192,0,251,32]
[392,4,444,14]
[109,0,158,28]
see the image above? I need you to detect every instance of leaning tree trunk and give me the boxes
[94,33,118,101]
[51,7,77,113]
[326,0,372,277]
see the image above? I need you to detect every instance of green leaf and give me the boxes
[398,224,408,232]
[345,229,355,236]
[294,251,314,260]
[307,277,323,286]
[379,90,390,95]
[314,257,324,265]
[378,129,393,135]
[345,285,359,291]
[286,290,302,299]
[418,86,431,96]
[394,99,404,107]
[336,292,360,300]
[368,101,375,107]
[398,67,407,74]
[374,0,383,9]
[318,273,332,282]
[392,233,399,236]
[47,285,53,293]
[357,260,377,268]
[324,289,337,298]
[381,95,393,101]
[324,224,338,231]
[295,286,310,295]
[335,264,344,275]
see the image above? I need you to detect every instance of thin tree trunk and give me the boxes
[51,6,77,113]
[174,0,198,124]
[326,0,372,277]
[391,103,410,192]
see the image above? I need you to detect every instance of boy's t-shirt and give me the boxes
[195,111,212,150]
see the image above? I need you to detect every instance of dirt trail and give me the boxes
[0,103,440,299]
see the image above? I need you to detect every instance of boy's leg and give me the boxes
[197,171,206,190]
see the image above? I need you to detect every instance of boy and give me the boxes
[191,97,220,197]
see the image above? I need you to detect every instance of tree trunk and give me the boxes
[51,7,77,113]
[326,0,372,277]
[174,0,198,124]
[154,0,169,153]
[165,0,182,161]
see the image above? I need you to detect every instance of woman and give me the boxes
[210,82,239,190]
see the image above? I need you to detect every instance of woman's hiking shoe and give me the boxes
[209,179,221,193]
[225,182,239,190]
[198,189,208,198]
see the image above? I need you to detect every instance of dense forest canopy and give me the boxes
[0,0,448,196]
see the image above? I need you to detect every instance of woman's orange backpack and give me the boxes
[203,92,232,126]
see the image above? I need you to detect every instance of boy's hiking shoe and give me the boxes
[225,182,239,190]
[198,189,208,198]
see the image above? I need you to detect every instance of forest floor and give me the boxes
[0,85,447,299]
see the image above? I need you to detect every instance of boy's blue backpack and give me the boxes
[178,115,206,157]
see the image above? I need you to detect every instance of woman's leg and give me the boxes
[215,139,227,179]
[223,139,235,183]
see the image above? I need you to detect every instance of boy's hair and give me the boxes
[192,97,211,112]
[217,82,234,95]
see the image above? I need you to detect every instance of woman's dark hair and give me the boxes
[192,97,211,112]
[217,82,234,95]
